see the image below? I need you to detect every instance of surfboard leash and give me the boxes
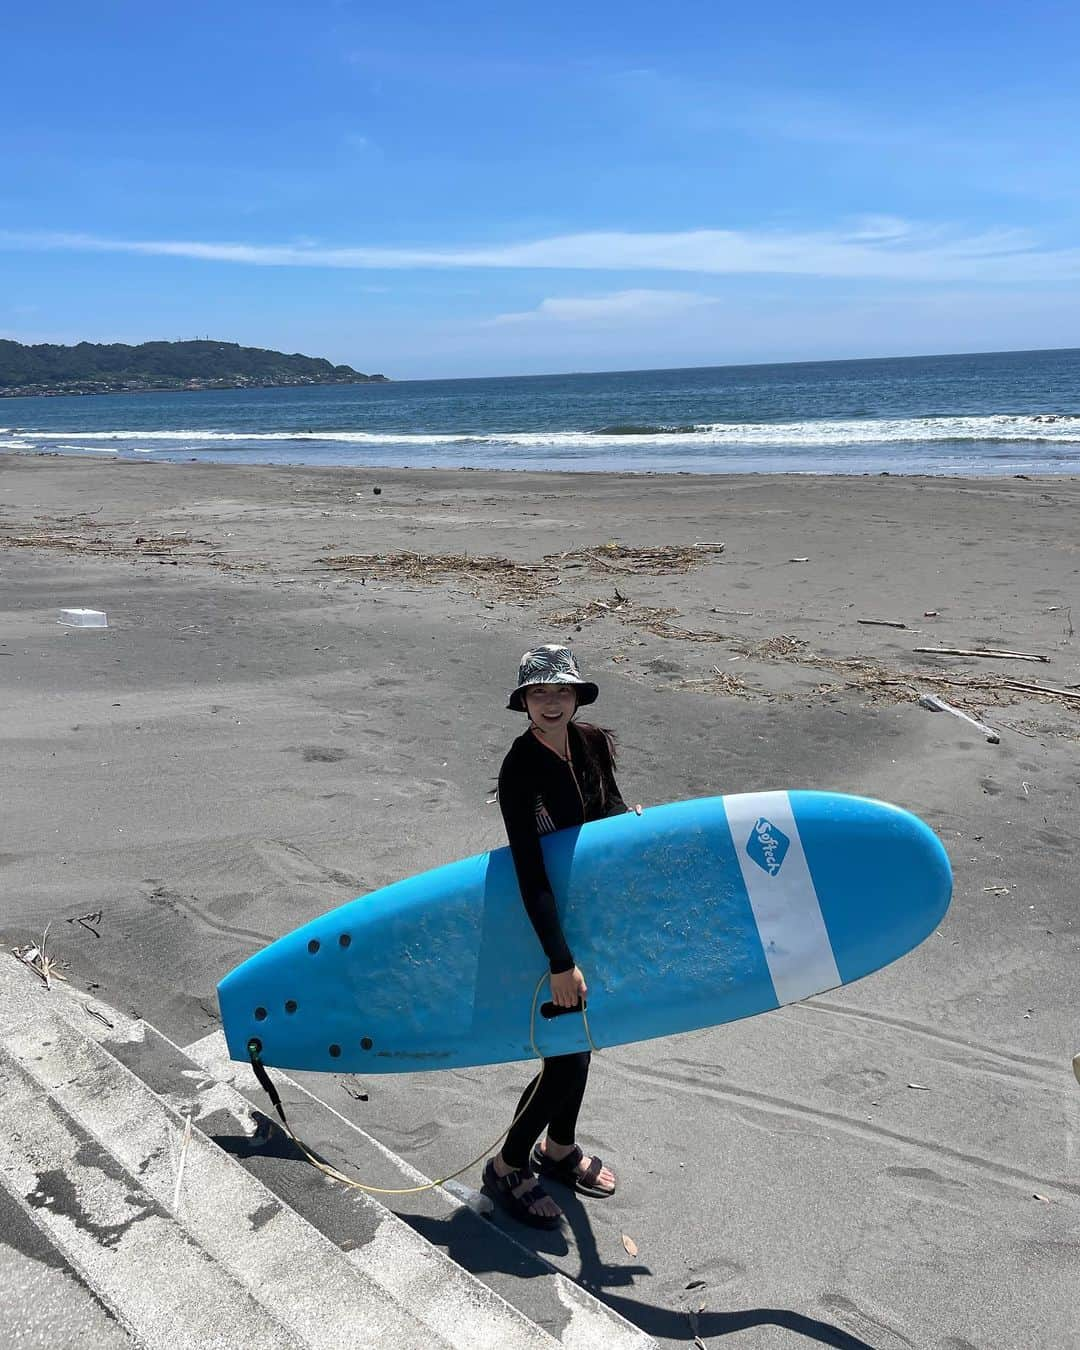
[244,970,599,1196]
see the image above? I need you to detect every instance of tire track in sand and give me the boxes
[598,1055,1080,1199]
[796,997,1064,1080]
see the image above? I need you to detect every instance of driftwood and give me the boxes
[996,678,1080,703]
[858,619,907,629]
[919,693,1000,743]
[913,647,1050,663]
[647,621,729,642]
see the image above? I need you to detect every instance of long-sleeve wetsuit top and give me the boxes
[498,721,628,974]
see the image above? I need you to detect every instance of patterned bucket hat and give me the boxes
[507,644,599,711]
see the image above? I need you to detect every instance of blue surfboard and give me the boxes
[217,791,952,1074]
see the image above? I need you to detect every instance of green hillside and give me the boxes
[0,338,387,395]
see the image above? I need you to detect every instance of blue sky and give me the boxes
[3,0,1079,377]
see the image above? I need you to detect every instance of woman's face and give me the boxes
[524,683,577,732]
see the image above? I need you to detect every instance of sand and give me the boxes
[2,452,1078,1348]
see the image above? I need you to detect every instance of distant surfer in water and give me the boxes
[483,644,629,1228]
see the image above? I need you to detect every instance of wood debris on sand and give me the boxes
[4,528,211,556]
[703,667,753,696]
[551,541,724,575]
[671,634,1079,732]
[11,928,68,989]
[546,591,731,644]
[318,549,559,600]
[318,540,726,600]
[1,518,257,569]
[546,589,640,624]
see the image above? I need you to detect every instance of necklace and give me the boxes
[530,724,572,763]
[530,725,584,813]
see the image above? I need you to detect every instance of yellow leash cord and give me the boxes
[245,971,599,1196]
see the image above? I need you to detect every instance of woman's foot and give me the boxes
[534,1139,617,1196]
[483,1154,563,1228]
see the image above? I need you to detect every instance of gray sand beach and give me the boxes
[2,453,1078,1347]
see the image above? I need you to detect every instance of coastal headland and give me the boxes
[0,338,388,398]
[2,453,1076,1348]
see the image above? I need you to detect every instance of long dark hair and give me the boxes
[572,717,617,765]
[570,716,617,810]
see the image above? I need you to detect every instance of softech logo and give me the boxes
[747,817,790,877]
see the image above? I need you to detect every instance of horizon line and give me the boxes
[388,343,1080,384]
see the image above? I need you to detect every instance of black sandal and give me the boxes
[482,1159,562,1230]
[531,1144,616,1197]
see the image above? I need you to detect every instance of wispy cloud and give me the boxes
[605,68,961,153]
[488,289,714,325]
[604,69,1080,205]
[3,221,1079,282]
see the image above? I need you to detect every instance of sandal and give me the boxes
[482,1159,562,1230]
[531,1143,616,1197]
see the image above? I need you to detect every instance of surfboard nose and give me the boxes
[785,791,953,985]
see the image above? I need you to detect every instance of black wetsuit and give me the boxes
[497,720,628,1168]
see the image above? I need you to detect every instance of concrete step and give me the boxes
[0,1045,301,1350]
[0,956,559,1349]
[0,1173,137,1349]
[14,948,654,1349]
[184,1029,657,1350]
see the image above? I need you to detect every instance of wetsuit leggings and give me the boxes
[502,1051,591,1170]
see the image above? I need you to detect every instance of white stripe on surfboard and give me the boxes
[723,790,841,1005]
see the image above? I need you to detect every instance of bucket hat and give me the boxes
[507,644,599,712]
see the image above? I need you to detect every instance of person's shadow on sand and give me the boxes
[399,1196,879,1349]
[213,1115,878,1348]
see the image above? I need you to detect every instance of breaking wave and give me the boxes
[4,405,1079,476]
[8,412,1080,450]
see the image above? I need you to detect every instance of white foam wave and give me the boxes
[15,412,1080,449]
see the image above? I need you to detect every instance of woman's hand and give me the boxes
[550,966,587,1008]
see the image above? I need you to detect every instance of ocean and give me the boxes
[2,347,1079,475]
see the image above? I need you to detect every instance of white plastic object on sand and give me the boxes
[58,608,108,628]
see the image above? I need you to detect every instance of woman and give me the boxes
[483,644,629,1229]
